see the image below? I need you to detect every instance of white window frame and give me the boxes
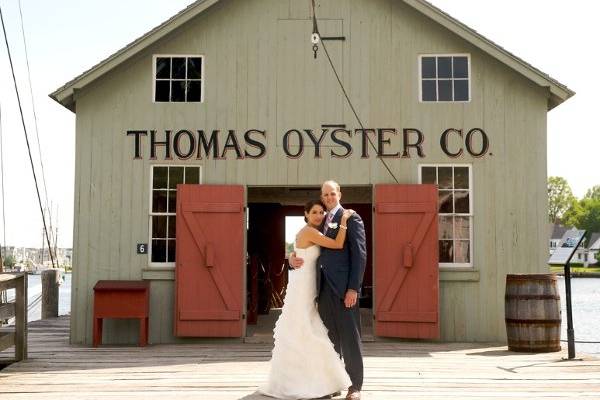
[418,54,471,103]
[152,54,205,104]
[418,163,473,268]
[148,164,203,268]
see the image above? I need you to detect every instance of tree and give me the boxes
[562,198,582,227]
[285,242,294,255]
[3,255,16,268]
[548,176,575,223]
[584,185,600,201]
[579,199,600,239]
[562,198,600,242]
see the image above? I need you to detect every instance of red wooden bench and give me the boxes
[93,280,150,347]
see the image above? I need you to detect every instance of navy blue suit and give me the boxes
[317,206,366,391]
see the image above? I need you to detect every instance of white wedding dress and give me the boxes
[259,245,351,399]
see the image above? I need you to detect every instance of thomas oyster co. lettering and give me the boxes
[127,127,490,160]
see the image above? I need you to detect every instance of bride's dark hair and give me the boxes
[304,199,325,223]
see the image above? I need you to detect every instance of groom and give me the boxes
[291,180,367,400]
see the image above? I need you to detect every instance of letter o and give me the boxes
[283,129,304,158]
[173,129,196,159]
[465,128,489,157]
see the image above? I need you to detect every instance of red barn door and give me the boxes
[175,185,245,337]
[374,184,439,339]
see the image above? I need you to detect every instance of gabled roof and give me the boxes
[551,224,569,240]
[404,0,574,109]
[50,0,219,112]
[588,233,600,250]
[50,0,574,112]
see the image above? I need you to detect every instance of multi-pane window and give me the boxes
[420,55,470,102]
[420,165,472,266]
[154,55,203,102]
[150,166,201,264]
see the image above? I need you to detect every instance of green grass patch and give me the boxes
[549,265,600,274]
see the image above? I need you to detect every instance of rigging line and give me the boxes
[0,104,5,250]
[0,5,56,268]
[311,4,399,183]
[17,0,55,251]
[0,103,4,277]
[320,40,399,184]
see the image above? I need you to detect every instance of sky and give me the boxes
[0,0,597,248]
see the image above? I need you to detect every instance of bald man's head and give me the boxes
[321,180,342,211]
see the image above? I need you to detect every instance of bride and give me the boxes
[259,200,353,399]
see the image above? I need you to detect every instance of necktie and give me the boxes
[324,212,334,234]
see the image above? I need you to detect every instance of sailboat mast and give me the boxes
[41,209,45,266]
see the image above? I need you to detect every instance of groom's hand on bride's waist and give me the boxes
[289,252,304,269]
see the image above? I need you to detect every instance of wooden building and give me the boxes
[51,0,573,344]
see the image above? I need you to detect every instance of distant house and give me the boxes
[588,233,600,265]
[571,244,589,266]
[548,224,592,266]
[549,224,569,254]
[572,232,600,266]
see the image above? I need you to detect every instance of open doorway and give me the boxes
[244,186,373,343]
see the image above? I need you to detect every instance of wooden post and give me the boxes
[14,274,27,361]
[0,273,27,361]
[42,269,61,319]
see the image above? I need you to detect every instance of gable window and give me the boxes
[419,164,473,267]
[420,55,470,102]
[149,165,202,265]
[154,55,203,103]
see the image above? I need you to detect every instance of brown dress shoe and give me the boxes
[345,388,361,399]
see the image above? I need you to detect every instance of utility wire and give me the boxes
[17,0,56,259]
[0,4,56,268]
[311,0,399,183]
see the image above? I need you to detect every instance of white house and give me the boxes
[588,232,600,265]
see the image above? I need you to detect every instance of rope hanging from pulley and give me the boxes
[308,0,399,183]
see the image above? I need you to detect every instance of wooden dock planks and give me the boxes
[1,315,600,399]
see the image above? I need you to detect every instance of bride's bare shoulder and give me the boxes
[296,226,318,247]
[298,226,321,237]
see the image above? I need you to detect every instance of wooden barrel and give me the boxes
[505,274,561,352]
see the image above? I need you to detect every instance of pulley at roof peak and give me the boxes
[310,0,320,59]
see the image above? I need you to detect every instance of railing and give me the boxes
[0,273,27,361]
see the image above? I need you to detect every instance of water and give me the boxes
[4,273,72,321]
[557,276,600,355]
